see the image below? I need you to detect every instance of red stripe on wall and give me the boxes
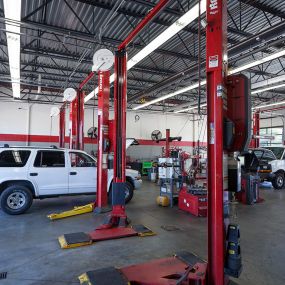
[0,134,206,147]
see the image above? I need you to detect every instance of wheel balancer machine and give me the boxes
[78,0,252,285]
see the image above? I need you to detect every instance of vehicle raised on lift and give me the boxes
[0,146,142,215]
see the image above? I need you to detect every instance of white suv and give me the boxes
[0,146,142,215]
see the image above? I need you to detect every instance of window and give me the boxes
[260,127,283,147]
[69,152,96,167]
[34,151,65,167]
[265,147,284,160]
[252,149,275,163]
[0,150,30,167]
[262,150,276,161]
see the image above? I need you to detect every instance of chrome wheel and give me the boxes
[125,187,130,199]
[7,192,26,210]
[277,176,284,188]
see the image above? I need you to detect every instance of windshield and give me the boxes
[265,147,284,159]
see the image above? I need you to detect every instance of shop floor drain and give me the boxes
[0,272,7,280]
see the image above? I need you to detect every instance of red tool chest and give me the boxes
[178,188,207,217]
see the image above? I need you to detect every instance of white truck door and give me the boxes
[68,151,96,194]
[28,150,68,195]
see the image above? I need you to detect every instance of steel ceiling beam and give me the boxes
[128,20,285,103]
[22,0,53,21]
[75,0,244,42]
[240,0,285,19]
[17,21,197,61]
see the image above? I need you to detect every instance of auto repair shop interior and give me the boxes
[0,0,285,285]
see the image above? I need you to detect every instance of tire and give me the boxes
[0,185,33,215]
[108,181,134,204]
[272,172,285,190]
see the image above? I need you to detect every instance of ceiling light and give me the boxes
[252,74,285,89]
[175,103,207,113]
[252,100,285,110]
[228,49,285,75]
[3,0,21,98]
[133,80,207,110]
[134,49,285,110]
[252,83,285,95]
[84,0,207,103]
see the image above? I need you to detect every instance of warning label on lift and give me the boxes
[209,55,219,68]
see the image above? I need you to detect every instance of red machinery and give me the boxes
[179,186,207,217]
[77,1,250,285]
[95,70,111,212]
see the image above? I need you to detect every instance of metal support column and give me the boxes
[59,105,66,148]
[95,71,110,212]
[206,0,228,284]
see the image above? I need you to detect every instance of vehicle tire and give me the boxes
[0,185,33,215]
[108,181,134,204]
[272,172,285,190]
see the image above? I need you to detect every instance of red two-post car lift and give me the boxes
[69,0,250,284]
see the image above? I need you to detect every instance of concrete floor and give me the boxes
[0,180,284,285]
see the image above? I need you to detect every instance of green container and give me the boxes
[142,161,153,175]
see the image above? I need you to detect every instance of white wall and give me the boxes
[0,101,204,160]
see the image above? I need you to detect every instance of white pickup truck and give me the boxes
[0,146,142,215]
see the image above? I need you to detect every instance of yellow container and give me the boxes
[156,195,170,207]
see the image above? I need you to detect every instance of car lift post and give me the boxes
[253,111,260,148]
[206,0,228,284]
[69,90,85,150]
[100,0,170,228]
[69,72,95,150]
[95,70,111,212]
[59,104,66,148]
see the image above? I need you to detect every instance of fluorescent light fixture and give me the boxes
[3,0,21,98]
[127,0,206,70]
[134,48,285,110]
[175,103,207,113]
[84,0,207,103]
[252,74,285,89]
[133,80,207,110]
[251,82,285,94]
[252,100,285,110]
[228,49,285,75]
